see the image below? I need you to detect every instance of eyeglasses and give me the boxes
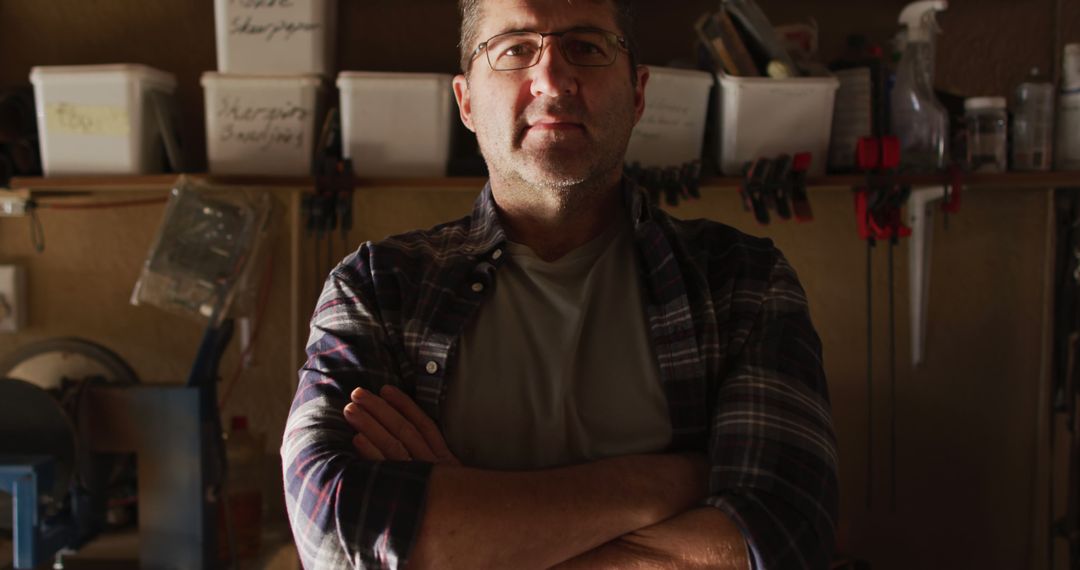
[472,28,628,72]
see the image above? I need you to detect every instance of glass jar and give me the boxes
[964,96,1008,172]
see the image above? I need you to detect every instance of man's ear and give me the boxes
[632,65,649,126]
[452,74,476,133]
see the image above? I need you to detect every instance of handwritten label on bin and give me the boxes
[626,86,709,167]
[215,96,310,151]
[45,103,130,137]
[228,0,321,42]
[636,100,700,138]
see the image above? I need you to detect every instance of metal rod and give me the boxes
[889,239,897,513]
[867,238,874,510]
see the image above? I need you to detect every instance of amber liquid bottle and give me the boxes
[218,415,265,565]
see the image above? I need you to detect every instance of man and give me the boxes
[283,0,838,568]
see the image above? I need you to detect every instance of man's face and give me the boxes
[453,0,648,191]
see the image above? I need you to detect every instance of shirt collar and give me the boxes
[464,182,508,257]
[465,177,653,256]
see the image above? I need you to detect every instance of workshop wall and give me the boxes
[0,0,1073,169]
[0,1,1074,569]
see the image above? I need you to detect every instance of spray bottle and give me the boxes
[890,1,949,172]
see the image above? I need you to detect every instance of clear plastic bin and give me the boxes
[214,0,337,75]
[29,64,177,175]
[715,72,839,176]
[625,66,714,168]
[337,72,454,178]
[202,72,324,176]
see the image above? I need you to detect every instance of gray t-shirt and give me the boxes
[443,215,673,470]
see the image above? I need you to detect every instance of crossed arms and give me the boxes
[283,248,837,569]
[342,384,750,569]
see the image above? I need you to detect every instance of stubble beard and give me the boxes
[474,95,634,214]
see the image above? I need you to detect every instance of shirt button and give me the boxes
[491,249,503,260]
[471,282,485,293]
[425,361,439,375]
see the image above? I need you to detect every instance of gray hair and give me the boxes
[457,0,639,84]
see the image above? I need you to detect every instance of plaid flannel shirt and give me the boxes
[282,180,838,569]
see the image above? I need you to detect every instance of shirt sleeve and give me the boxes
[704,250,839,569]
[282,247,432,570]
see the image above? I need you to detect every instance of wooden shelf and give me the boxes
[7,171,1080,194]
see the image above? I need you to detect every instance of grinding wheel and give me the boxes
[0,377,78,504]
[0,338,139,532]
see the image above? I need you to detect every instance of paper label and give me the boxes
[227,0,322,43]
[214,96,311,151]
[45,103,130,136]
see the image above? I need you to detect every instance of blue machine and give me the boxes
[0,457,75,569]
[0,322,233,569]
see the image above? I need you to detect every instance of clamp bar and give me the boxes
[907,185,949,367]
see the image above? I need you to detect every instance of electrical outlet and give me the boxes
[0,265,26,333]
[0,190,29,217]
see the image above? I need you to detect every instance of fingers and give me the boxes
[351,431,385,461]
[378,385,461,466]
[345,388,438,462]
[344,402,422,461]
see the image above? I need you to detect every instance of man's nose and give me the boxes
[528,39,579,97]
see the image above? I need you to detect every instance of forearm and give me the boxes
[406,453,708,569]
[551,507,750,570]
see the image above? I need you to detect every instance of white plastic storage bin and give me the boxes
[215,0,337,75]
[202,72,323,176]
[716,72,839,176]
[625,67,714,168]
[337,72,454,178]
[29,64,177,175]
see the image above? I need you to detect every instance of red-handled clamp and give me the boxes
[854,136,911,242]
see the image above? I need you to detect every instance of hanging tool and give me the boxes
[306,106,355,289]
[854,134,910,511]
[766,154,793,220]
[739,153,815,225]
[740,157,773,225]
[788,152,814,221]
[906,170,963,367]
[623,160,704,208]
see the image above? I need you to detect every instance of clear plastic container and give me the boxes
[130,178,272,325]
[1058,45,1080,171]
[1064,43,1080,91]
[201,72,324,176]
[29,64,177,175]
[964,96,1007,172]
[214,0,337,75]
[1011,77,1055,171]
[336,72,454,177]
[1057,91,1080,171]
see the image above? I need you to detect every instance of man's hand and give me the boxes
[343,385,460,465]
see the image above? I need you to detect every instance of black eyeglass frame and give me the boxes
[470,27,630,72]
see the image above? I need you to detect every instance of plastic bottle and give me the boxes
[890,0,949,173]
[1011,69,1054,171]
[1057,44,1080,170]
[1064,43,1080,90]
[964,97,1007,172]
[218,416,265,563]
